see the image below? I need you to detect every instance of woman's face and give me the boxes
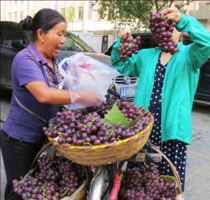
[41,21,67,58]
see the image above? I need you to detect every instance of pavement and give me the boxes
[0,103,210,200]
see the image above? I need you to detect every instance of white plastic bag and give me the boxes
[58,53,119,110]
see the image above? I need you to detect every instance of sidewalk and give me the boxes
[184,104,210,200]
[1,104,210,200]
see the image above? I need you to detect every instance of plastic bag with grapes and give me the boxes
[58,52,120,110]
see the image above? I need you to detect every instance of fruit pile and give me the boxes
[149,12,178,55]
[118,32,141,62]
[13,155,86,200]
[43,98,152,146]
[118,163,176,200]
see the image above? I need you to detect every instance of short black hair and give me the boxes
[19,8,66,41]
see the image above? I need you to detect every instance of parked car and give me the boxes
[0,21,139,102]
[104,33,210,105]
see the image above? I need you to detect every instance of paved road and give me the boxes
[0,89,210,200]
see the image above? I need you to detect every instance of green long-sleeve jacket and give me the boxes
[111,14,210,144]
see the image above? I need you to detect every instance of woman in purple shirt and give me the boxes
[0,9,101,200]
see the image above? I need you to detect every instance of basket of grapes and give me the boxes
[12,143,91,200]
[44,98,154,166]
[110,145,184,200]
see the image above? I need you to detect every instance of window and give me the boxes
[198,1,210,10]
[88,2,93,20]
[78,7,83,20]
[20,12,23,21]
[1,25,25,48]
[9,13,12,21]
[61,8,66,18]
[14,12,17,22]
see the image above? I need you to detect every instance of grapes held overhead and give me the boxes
[149,12,179,55]
[118,32,141,62]
[43,99,152,146]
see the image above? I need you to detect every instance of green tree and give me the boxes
[93,0,195,32]
[63,6,75,23]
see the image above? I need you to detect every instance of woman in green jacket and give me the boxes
[111,7,210,192]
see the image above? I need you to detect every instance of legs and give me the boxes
[0,130,42,200]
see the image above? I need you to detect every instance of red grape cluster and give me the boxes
[149,12,178,55]
[118,163,176,200]
[13,155,86,200]
[43,99,152,146]
[118,32,141,62]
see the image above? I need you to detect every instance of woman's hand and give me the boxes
[163,7,182,23]
[118,27,130,41]
[70,91,103,107]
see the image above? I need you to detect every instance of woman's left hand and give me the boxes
[164,7,182,23]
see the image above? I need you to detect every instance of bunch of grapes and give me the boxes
[149,12,178,55]
[118,163,176,200]
[43,99,152,146]
[118,32,141,62]
[12,155,86,200]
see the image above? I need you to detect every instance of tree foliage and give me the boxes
[93,0,195,32]
[65,6,75,23]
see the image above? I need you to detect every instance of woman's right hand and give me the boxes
[70,91,103,107]
[118,27,130,41]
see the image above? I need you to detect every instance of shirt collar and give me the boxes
[27,42,59,67]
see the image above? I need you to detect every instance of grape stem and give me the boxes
[82,141,93,146]
[140,113,151,127]
[122,187,127,192]
[61,187,70,198]
[58,132,66,143]
[62,107,67,111]
[41,183,47,198]
[144,163,149,169]
[116,136,121,141]
[20,176,24,180]
[108,127,116,139]
[65,175,70,182]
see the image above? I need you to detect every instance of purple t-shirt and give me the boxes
[2,42,66,144]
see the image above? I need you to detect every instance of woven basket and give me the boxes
[24,143,90,200]
[150,144,183,195]
[48,115,154,166]
[111,144,183,200]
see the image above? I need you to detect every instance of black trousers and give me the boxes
[0,129,42,200]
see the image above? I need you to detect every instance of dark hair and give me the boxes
[19,8,66,41]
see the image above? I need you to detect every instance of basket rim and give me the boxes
[48,115,154,151]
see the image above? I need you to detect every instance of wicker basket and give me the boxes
[24,143,90,200]
[48,115,154,166]
[110,144,183,200]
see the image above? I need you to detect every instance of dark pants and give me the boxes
[0,129,42,200]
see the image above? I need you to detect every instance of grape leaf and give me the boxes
[102,103,141,128]
[158,175,175,184]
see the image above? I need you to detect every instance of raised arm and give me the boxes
[164,7,210,73]
[15,56,102,107]
[111,30,142,77]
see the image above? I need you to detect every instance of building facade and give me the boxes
[0,0,116,32]
[1,1,210,32]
